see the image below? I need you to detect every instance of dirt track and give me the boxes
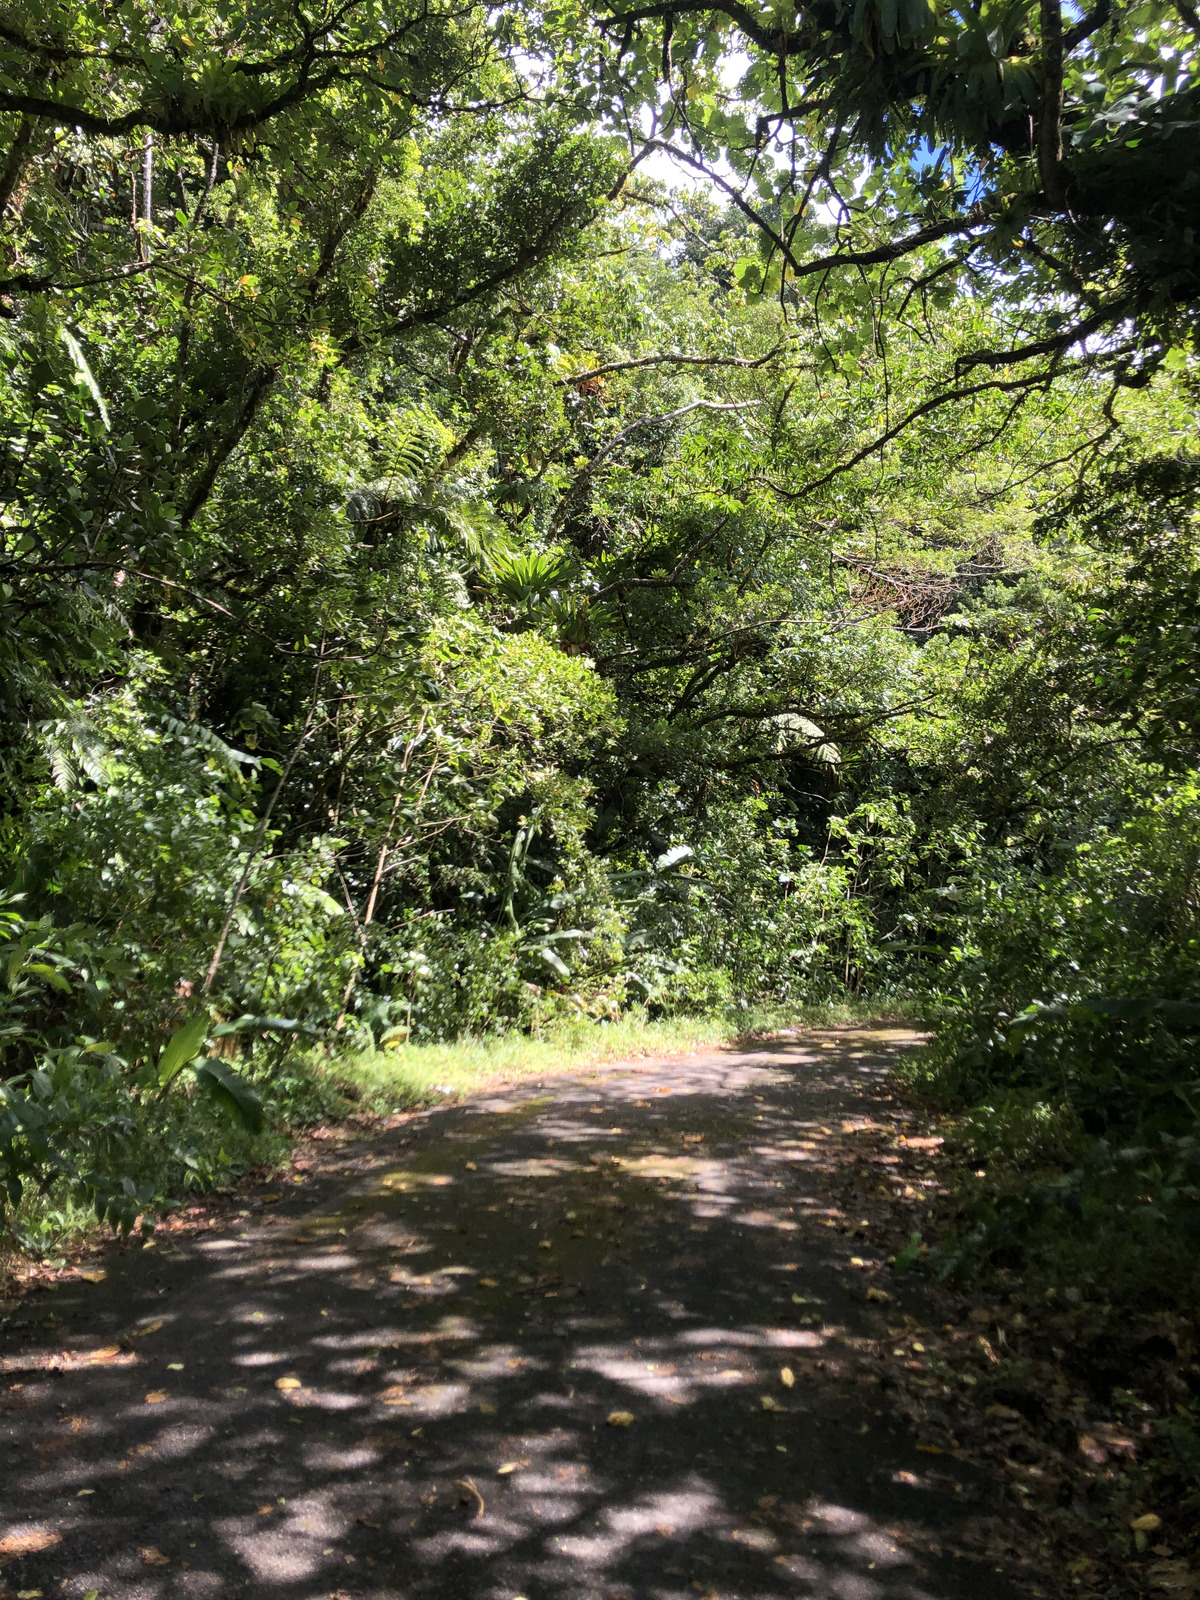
[0,1028,1022,1600]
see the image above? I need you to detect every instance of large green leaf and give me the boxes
[209,1014,306,1038]
[193,1058,265,1134]
[158,1012,211,1087]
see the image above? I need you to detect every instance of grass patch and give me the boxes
[330,999,910,1113]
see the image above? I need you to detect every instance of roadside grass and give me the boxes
[328,999,918,1113]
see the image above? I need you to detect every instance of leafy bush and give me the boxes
[916,775,1200,1136]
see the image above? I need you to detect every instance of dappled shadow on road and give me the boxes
[1,1031,1016,1600]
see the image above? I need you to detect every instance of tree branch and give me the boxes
[561,344,792,383]
[1062,0,1112,49]
[765,371,1062,501]
[953,302,1122,374]
[1038,0,1068,206]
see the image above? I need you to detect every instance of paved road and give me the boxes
[0,1029,1016,1600]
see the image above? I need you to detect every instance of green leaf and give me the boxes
[193,1057,265,1133]
[26,962,72,993]
[536,947,571,979]
[209,1014,305,1038]
[158,1012,210,1087]
[894,1231,923,1271]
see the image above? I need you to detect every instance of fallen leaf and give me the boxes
[465,1162,477,1172]
[0,1531,59,1564]
[79,1270,106,1284]
[780,1367,795,1388]
[497,1462,526,1475]
[257,1504,273,1515]
[866,1287,890,1303]
[606,1410,634,1427]
[167,1362,184,1371]
[1132,1514,1164,1533]
[455,1478,485,1518]
[144,1390,168,1404]
[480,1278,498,1287]
[139,1546,170,1566]
[760,1395,786,1412]
[275,1376,302,1391]
[849,1257,867,1268]
[130,1320,164,1338]
[1079,1434,1108,1466]
[84,1345,123,1365]
[18,1590,44,1598]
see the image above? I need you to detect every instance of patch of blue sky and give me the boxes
[910,137,988,203]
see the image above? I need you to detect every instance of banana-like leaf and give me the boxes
[193,1057,265,1133]
[209,1014,307,1038]
[158,1012,210,1087]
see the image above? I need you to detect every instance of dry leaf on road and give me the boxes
[0,1531,60,1565]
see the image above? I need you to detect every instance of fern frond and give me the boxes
[47,740,79,793]
[39,709,108,791]
[161,715,256,776]
[59,327,110,430]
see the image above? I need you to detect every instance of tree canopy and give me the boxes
[568,0,1200,441]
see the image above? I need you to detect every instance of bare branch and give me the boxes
[560,344,793,383]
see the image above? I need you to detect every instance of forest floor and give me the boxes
[0,1028,1052,1600]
